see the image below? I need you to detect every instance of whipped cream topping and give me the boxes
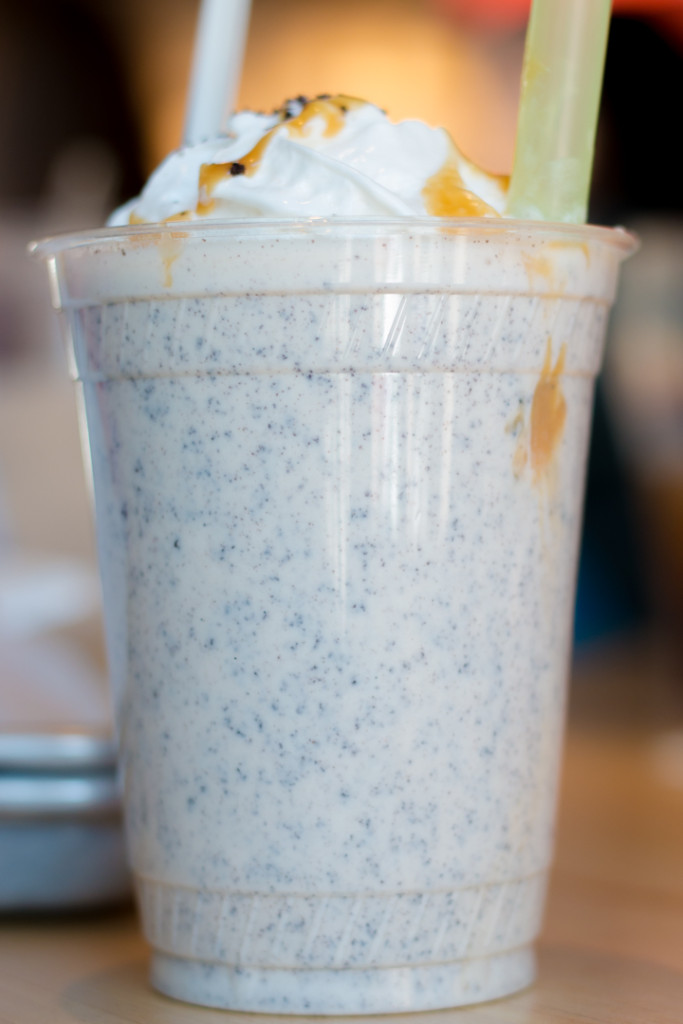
[109,96,508,225]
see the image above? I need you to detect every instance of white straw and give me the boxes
[183,0,252,146]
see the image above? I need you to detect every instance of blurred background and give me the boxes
[1,0,683,735]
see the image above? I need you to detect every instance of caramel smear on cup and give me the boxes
[522,241,591,290]
[530,339,567,479]
[161,239,182,287]
[521,252,555,285]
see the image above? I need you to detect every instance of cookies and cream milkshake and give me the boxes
[38,97,633,1014]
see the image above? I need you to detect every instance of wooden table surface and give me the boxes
[2,640,683,1024]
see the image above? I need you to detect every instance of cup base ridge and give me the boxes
[151,946,536,1014]
[136,873,548,974]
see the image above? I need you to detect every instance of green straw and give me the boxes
[506,0,612,223]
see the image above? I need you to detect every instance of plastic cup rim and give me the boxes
[30,216,638,260]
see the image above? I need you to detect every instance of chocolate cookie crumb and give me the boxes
[276,95,312,121]
[230,162,246,176]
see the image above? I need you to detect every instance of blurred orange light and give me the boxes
[431,0,683,29]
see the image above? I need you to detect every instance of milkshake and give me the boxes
[37,98,633,1013]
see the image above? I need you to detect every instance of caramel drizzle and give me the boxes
[422,149,506,218]
[129,95,365,224]
[196,95,365,211]
[128,96,505,223]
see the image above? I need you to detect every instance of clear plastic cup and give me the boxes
[35,218,634,1014]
